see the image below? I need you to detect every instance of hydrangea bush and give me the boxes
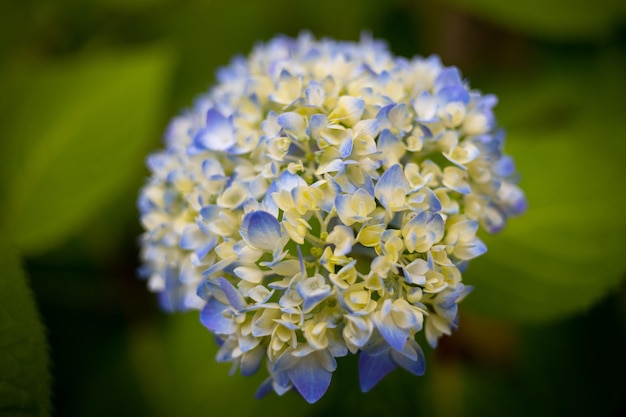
[138,33,526,403]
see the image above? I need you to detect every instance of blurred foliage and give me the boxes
[442,0,626,40]
[0,238,50,417]
[464,52,626,321]
[0,0,624,416]
[0,47,173,255]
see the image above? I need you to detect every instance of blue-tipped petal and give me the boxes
[240,346,264,376]
[378,129,399,151]
[179,226,205,250]
[273,370,293,395]
[304,81,326,107]
[377,317,409,352]
[459,239,487,260]
[358,350,397,392]
[199,205,221,223]
[194,109,236,151]
[240,211,282,251]
[297,279,332,313]
[437,85,470,104]
[391,342,425,376]
[308,113,328,140]
[493,155,515,177]
[413,91,437,122]
[288,354,333,404]
[339,136,353,158]
[276,171,307,192]
[374,164,409,212]
[255,377,274,399]
[435,67,462,88]
[262,181,279,216]
[277,112,305,132]
[200,298,236,334]
[387,103,410,129]
[218,277,247,311]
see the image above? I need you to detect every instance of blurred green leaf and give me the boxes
[0,238,51,417]
[0,46,173,255]
[442,0,626,40]
[465,54,626,321]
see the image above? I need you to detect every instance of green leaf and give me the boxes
[0,238,51,417]
[0,46,174,255]
[464,55,626,322]
[442,0,626,40]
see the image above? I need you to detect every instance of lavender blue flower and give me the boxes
[138,32,525,403]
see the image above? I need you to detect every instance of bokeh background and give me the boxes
[1,0,625,416]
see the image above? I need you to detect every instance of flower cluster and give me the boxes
[138,33,525,403]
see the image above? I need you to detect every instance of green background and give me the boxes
[0,0,625,416]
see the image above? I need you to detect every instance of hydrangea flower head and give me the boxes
[138,33,526,403]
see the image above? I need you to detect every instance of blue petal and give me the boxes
[374,164,408,211]
[196,278,214,300]
[157,289,176,312]
[409,187,442,212]
[512,195,527,215]
[358,350,397,392]
[277,112,304,132]
[437,85,470,104]
[273,370,292,395]
[200,298,236,334]
[308,113,328,140]
[194,109,235,151]
[262,181,279,216]
[276,170,307,192]
[297,284,331,313]
[218,277,246,311]
[377,318,409,352]
[376,164,408,192]
[288,354,333,404]
[335,194,353,224]
[391,342,425,376]
[493,155,515,177]
[255,377,274,399]
[240,348,264,376]
[202,257,237,279]
[436,302,459,322]
[359,173,375,197]
[375,103,394,123]
[378,129,399,151]
[191,236,216,261]
[356,118,380,138]
[435,67,462,88]
[240,211,282,251]
[463,239,488,259]
[146,153,167,172]
[339,136,353,158]
[199,205,220,221]
[179,226,204,250]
